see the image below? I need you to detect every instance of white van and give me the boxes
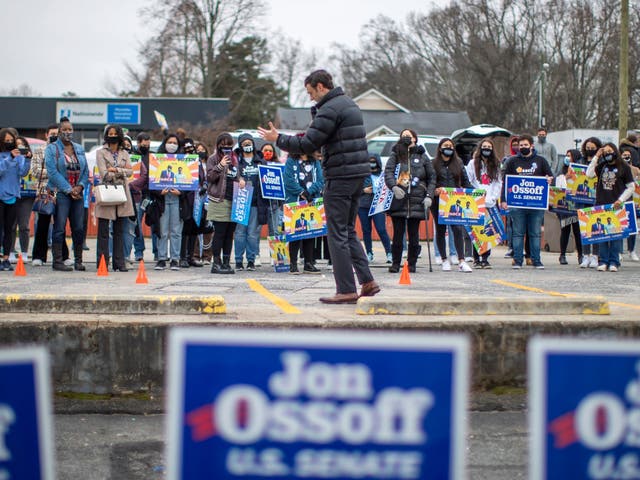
[366,134,443,167]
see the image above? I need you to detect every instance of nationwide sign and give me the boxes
[56,101,141,125]
[167,328,470,480]
[529,337,640,480]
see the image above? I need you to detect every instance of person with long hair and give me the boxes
[466,138,502,268]
[95,124,134,272]
[586,142,635,271]
[431,137,473,272]
[359,153,392,263]
[12,136,34,261]
[556,149,584,265]
[384,129,436,273]
[579,137,603,268]
[207,133,245,274]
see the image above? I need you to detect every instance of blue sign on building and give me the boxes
[505,175,550,210]
[529,338,640,480]
[107,103,141,125]
[167,328,470,480]
[258,165,286,201]
[0,347,54,480]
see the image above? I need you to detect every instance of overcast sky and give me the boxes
[3,0,434,98]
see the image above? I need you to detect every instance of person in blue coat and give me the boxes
[45,117,89,271]
[283,151,324,274]
[0,128,31,271]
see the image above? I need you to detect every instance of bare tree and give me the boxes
[0,84,41,96]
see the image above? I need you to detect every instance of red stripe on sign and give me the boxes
[185,403,216,442]
[548,411,578,448]
[237,398,248,427]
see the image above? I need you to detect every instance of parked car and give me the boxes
[450,124,512,164]
[367,134,443,167]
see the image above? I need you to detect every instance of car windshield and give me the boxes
[367,140,395,157]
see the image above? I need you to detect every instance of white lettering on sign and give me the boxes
[511,178,545,196]
[0,404,16,461]
[262,173,281,186]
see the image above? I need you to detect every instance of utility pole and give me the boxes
[619,0,629,142]
[538,63,550,128]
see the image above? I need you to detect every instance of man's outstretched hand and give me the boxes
[257,122,279,143]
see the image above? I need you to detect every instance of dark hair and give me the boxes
[136,132,151,142]
[602,142,624,170]
[473,138,500,182]
[627,134,638,143]
[518,133,534,145]
[537,127,548,134]
[304,70,334,89]
[195,142,209,157]
[16,136,31,154]
[215,133,235,165]
[261,142,275,152]
[433,137,464,186]
[183,138,195,150]
[0,128,17,152]
[396,128,418,163]
[45,124,58,135]
[158,133,182,154]
[581,137,603,159]
[104,124,125,148]
[59,116,71,127]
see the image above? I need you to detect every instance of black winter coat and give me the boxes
[276,87,369,180]
[384,145,436,219]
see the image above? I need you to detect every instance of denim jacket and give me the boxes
[44,139,89,194]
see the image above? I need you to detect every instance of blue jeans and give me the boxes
[123,201,145,260]
[158,195,182,261]
[433,225,458,258]
[53,192,84,249]
[357,207,391,255]
[234,206,259,263]
[510,208,544,265]
[599,239,622,267]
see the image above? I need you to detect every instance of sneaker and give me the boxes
[154,260,166,270]
[289,263,300,275]
[580,256,590,268]
[596,264,607,272]
[504,249,514,258]
[170,260,180,271]
[435,255,443,265]
[473,260,482,268]
[588,256,598,269]
[386,252,393,264]
[254,255,261,267]
[533,262,545,269]
[388,263,400,273]
[179,259,190,268]
[303,263,321,274]
[512,261,522,269]
[235,262,244,271]
[63,258,74,266]
[631,252,640,262]
[481,260,492,269]
[442,260,452,271]
[246,261,256,271]
[367,252,374,263]
[450,255,459,265]
[464,257,473,263]
[31,259,43,266]
[458,261,472,273]
[609,265,618,272]
[2,259,12,271]
[559,255,568,265]
[8,253,17,264]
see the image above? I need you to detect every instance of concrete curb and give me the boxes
[0,294,226,314]
[355,296,610,315]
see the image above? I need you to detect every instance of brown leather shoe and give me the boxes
[319,293,359,304]
[360,280,380,297]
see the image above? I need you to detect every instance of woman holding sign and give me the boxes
[586,143,635,272]
[430,137,473,273]
[384,129,436,273]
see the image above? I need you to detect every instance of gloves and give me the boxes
[199,186,207,196]
[392,186,406,200]
[422,197,432,209]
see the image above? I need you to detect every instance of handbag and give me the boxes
[95,184,127,206]
[31,157,56,215]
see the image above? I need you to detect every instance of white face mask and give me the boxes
[165,143,178,154]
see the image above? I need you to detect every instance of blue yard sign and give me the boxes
[258,165,286,201]
[231,183,253,226]
[0,347,54,480]
[167,328,470,480]
[529,337,640,480]
[505,175,550,210]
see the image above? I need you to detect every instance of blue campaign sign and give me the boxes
[258,165,286,200]
[107,103,141,125]
[505,175,550,210]
[529,338,640,480]
[0,347,54,480]
[231,183,253,226]
[167,328,470,480]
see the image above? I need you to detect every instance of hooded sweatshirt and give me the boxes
[235,133,264,207]
[359,153,383,209]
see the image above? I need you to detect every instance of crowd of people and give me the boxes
[1,119,639,277]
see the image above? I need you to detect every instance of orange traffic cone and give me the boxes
[97,255,109,276]
[135,260,149,284]
[399,261,411,285]
[14,254,26,276]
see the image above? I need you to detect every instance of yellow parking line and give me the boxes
[492,279,640,311]
[246,279,302,314]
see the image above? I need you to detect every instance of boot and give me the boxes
[210,256,223,274]
[74,245,86,271]
[52,244,72,271]
[221,255,235,274]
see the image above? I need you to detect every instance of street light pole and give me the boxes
[619,0,629,142]
[538,63,550,128]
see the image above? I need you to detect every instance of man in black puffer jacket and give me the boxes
[259,70,379,304]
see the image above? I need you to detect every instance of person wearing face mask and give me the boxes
[586,143,635,271]
[384,130,436,273]
[179,138,205,268]
[95,125,134,272]
[466,138,503,268]
[430,137,472,273]
[0,129,31,271]
[127,132,152,263]
[154,133,183,271]
[620,135,640,169]
[620,147,640,261]
[501,136,520,259]
[12,136,35,261]
[578,137,603,268]
[31,124,71,266]
[207,133,246,274]
[555,149,584,265]
[534,127,560,177]
[44,117,89,271]
[122,136,133,154]
[358,153,392,264]
[233,133,267,271]
[261,143,285,239]
[192,143,214,265]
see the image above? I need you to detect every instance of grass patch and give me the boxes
[488,386,527,396]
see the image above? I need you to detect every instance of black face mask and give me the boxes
[585,149,598,158]
[48,135,58,144]
[519,147,531,156]
[441,148,454,157]
[480,149,493,158]
[138,146,150,154]
[401,136,412,146]
[198,151,207,160]
[106,136,119,144]
[4,142,15,151]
